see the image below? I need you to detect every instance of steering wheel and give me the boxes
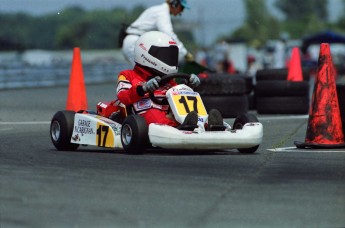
[149,73,191,105]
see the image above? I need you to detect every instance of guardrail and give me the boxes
[0,49,130,90]
[0,62,130,90]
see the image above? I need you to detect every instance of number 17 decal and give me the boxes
[173,95,207,116]
[179,96,198,113]
[96,124,115,147]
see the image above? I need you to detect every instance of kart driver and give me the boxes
[122,0,194,66]
[116,31,223,131]
[117,31,199,129]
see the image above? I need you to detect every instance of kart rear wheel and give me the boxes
[121,115,149,154]
[50,110,79,151]
[233,113,260,154]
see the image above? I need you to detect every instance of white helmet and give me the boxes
[134,31,179,75]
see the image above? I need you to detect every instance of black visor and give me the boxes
[148,45,179,66]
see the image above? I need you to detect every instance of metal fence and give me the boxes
[0,50,130,90]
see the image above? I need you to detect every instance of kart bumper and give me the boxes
[148,123,263,150]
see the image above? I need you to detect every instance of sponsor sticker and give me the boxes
[136,98,152,110]
[74,119,95,135]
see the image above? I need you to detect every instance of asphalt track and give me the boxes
[1,84,345,227]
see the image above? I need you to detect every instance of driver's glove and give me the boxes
[142,76,161,93]
[188,74,200,88]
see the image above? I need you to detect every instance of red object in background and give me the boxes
[227,60,236,74]
[287,47,303,82]
[198,72,209,79]
[66,47,88,112]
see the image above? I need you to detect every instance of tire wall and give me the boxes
[197,73,251,117]
[254,68,310,114]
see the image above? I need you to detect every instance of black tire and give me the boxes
[50,110,79,151]
[241,75,254,94]
[248,92,256,110]
[256,68,310,81]
[256,96,309,114]
[121,115,150,154]
[196,74,246,96]
[202,95,248,118]
[255,81,309,97]
[233,113,260,153]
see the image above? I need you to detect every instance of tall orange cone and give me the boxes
[295,43,345,148]
[66,47,88,111]
[287,47,303,82]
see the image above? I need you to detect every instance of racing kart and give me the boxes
[50,73,263,154]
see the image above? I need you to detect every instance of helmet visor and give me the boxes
[148,45,179,67]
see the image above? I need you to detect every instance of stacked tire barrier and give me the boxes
[196,73,252,118]
[254,68,310,114]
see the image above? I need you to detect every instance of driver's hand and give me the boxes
[188,74,200,88]
[185,52,194,62]
[142,76,161,93]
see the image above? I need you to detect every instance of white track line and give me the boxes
[258,115,309,121]
[268,146,345,153]
[0,121,50,125]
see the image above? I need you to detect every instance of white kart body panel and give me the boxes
[71,113,123,149]
[149,122,263,150]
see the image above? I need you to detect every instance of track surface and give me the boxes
[1,84,345,227]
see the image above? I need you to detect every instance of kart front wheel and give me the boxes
[233,113,260,154]
[50,110,79,151]
[121,115,149,154]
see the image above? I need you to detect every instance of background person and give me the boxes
[122,0,193,66]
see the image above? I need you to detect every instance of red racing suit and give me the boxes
[116,65,178,126]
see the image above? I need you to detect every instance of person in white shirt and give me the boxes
[122,0,193,66]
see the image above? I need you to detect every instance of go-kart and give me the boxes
[50,73,263,154]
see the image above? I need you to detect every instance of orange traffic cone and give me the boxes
[287,47,303,82]
[295,43,345,148]
[66,47,88,112]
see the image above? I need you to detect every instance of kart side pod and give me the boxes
[71,113,123,148]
